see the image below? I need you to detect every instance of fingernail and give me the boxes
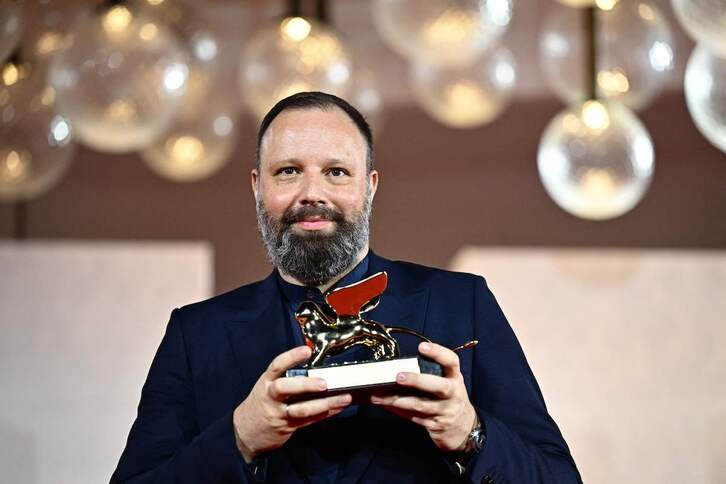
[318,379,327,390]
[397,373,406,382]
[420,343,431,352]
[338,395,352,405]
[370,396,381,404]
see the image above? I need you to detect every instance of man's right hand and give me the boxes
[232,345,352,463]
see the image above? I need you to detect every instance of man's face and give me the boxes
[252,107,378,286]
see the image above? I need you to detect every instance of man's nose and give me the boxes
[297,173,327,206]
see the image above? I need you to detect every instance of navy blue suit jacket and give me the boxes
[112,252,581,483]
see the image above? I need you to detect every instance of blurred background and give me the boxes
[0,0,725,482]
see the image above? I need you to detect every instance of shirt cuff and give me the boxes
[239,453,268,482]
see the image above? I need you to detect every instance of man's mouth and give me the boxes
[294,217,333,230]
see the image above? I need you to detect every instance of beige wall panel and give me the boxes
[450,248,726,483]
[0,242,213,484]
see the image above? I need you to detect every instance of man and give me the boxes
[112,92,581,483]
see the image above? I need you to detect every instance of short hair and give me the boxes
[255,91,374,173]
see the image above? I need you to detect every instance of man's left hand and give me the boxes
[370,342,477,452]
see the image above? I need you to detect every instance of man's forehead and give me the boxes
[259,107,367,162]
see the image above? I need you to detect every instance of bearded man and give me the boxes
[112,92,582,484]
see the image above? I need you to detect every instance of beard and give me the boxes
[256,188,372,288]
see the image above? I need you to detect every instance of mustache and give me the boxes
[281,205,346,226]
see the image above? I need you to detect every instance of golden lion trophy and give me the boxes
[286,272,477,400]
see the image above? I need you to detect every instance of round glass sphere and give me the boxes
[372,0,513,67]
[410,46,516,129]
[672,0,726,57]
[0,59,76,201]
[684,45,726,153]
[239,16,353,120]
[48,5,190,153]
[537,100,654,220]
[540,1,675,110]
[140,101,237,182]
[0,1,22,63]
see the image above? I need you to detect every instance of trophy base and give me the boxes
[285,356,443,403]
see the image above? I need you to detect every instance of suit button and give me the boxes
[306,289,316,299]
[481,475,495,484]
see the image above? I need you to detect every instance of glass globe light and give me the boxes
[540,1,675,110]
[410,46,517,129]
[0,59,76,201]
[0,1,22,63]
[48,5,190,153]
[140,100,237,182]
[239,16,353,120]
[684,45,726,153]
[372,0,513,67]
[672,0,726,58]
[537,100,654,220]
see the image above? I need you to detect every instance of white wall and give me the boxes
[450,248,726,484]
[0,242,213,484]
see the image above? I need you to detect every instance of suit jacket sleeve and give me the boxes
[111,309,256,484]
[464,276,583,484]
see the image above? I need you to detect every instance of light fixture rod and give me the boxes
[584,6,598,100]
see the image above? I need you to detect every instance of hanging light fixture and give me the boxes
[537,5,655,221]
[0,52,76,202]
[684,46,726,153]
[0,1,22,64]
[671,0,726,58]
[539,1,674,111]
[48,1,190,153]
[238,0,353,120]
[409,45,516,129]
[372,0,513,68]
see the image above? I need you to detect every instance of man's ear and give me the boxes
[251,168,259,201]
[369,169,379,199]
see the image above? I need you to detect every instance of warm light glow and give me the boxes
[638,3,655,21]
[106,99,137,121]
[36,32,64,56]
[41,86,56,106]
[139,23,159,41]
[2,63,19,86]
[441,80,497,125]
[147,0,165,5]
[281,17,312,43]
[1,150,29,182]
[423,7,476,46]
[580,168,617,198]
[595,0,619,10]
[598,69,630,94]
[103,5,133,34]
[582,100,611,131]
[167,135,205,165]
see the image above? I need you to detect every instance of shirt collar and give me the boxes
[276,251,371,307]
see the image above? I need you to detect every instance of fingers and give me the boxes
[265,346,311,379]
[419,342,460,377]
[370,394,443,417]
[286,394,352,420]
[395,372,453,399]
[268,375,327,401]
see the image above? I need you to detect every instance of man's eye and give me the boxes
[328,168,347,177]
[277,167,298,176]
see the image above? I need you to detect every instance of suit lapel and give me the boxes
[225,274,291,400]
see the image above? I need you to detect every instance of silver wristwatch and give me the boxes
[463,416,487,454]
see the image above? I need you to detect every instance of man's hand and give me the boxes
[232,346,352,462]
[370,342,477,452]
